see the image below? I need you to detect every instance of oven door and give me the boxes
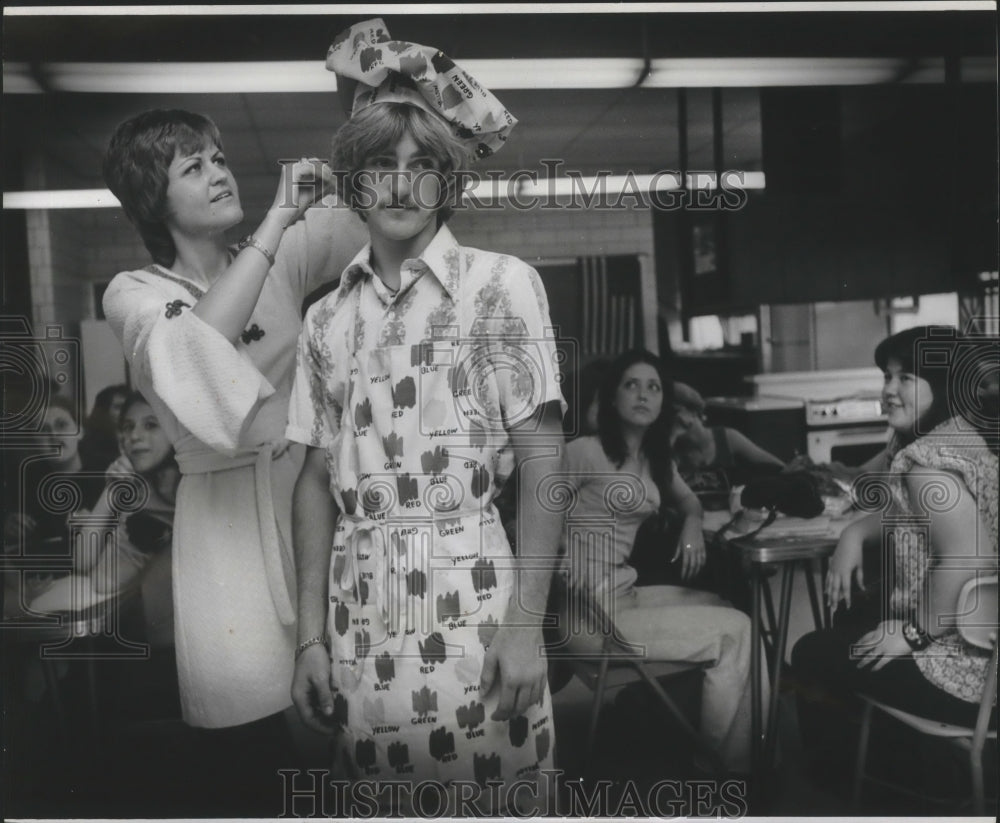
[807,424,889,465]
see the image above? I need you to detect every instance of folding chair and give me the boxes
[546,573,725,779]
[852,574,998,815]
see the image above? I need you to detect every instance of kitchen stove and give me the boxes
[746,369,890,465]
[805,395,885,428]
[804,394,888,464]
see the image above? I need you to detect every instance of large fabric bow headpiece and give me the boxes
[326,18,517,160]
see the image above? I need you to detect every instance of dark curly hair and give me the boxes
[103,109,223,267]
[596,348,675,491]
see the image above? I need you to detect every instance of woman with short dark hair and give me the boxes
[101,107,367,733]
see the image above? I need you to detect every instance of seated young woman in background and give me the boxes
[76,392,179,650]
[556,348,761,774]
[671,381,784,505]
[792,325,998,782]
[4,395,107,557]
[72,392,190,804]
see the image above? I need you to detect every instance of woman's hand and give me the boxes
[270,158,338,230]
[479,623,548,721]
[826,529,864,611]
[853,620,911,671]
[673,519,707,582]
[105,455,135,477]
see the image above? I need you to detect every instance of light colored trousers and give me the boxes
[608,585,765,773]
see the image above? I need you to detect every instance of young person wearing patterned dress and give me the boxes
[287,19,565,815]
[794,326,998,782]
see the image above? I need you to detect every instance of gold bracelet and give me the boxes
[237,234,276,267]
[294,634,328,660]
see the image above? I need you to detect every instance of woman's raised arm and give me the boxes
[191,160,335,343]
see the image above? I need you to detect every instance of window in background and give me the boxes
[686,315,725,350]
[960,272,999,336]
[889,292,959,334]
[683,313,757,351]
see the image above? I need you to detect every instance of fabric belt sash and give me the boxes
[176,445,295,626]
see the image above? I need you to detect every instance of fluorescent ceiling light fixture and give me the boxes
[3,65,44,93]
[649,57,902,86]
[35,61,332,94]
[4,189,121,209]
[464,58,647,89]
[646,56,995,87]
[7,56,993,94]
[3,58,646,93]
[683,171,767,190]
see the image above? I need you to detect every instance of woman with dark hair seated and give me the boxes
[792,325,998,783]
[557,348,761,774]
[4,395,106,554]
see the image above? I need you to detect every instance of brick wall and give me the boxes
[77,209,150,297]
[450,200,655,263]
[51,198,667,320]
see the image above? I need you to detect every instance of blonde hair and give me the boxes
[672,382,706,415]
[331,103,468,223]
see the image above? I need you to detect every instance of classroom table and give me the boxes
[704,508,866,778]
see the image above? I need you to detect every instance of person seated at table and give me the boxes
[4,395,107,556]
[670,382,784,504]
[70,392,185,800]
[75,392,179,648]
[78,383,129,473]
[792,325,998,784]
[557,348,761,774]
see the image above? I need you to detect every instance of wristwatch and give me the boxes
[902,621,932,651]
